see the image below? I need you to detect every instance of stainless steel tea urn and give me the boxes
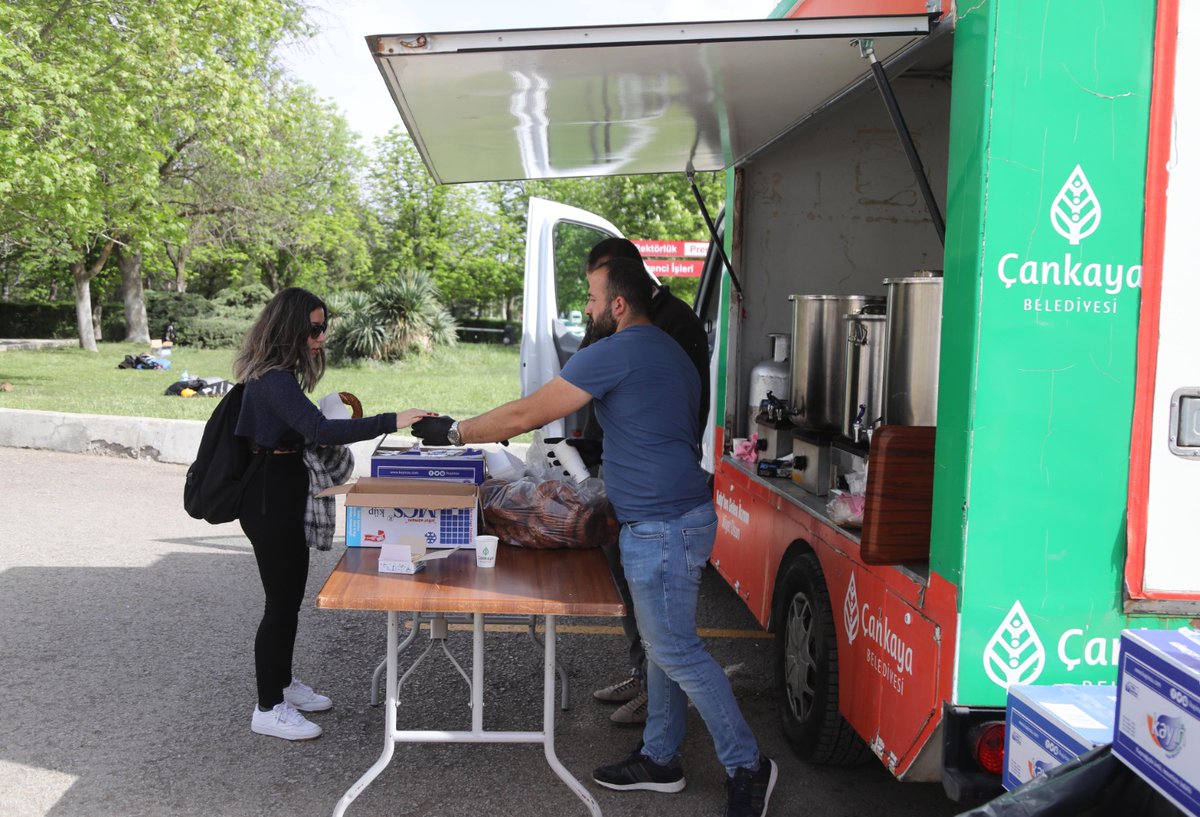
[790,294,885,432]
[883,275,943,426]
[842,308,887,443]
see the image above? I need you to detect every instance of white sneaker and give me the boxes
[251,702,322,741]
[283,678,332,712]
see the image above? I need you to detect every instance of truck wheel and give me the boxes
[775,552,871,765]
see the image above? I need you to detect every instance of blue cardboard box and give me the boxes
[371,444,485,485]
[1003,684,1116,791]
[1113,628,1200,817]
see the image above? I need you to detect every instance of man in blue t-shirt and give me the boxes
[413,258,777,817]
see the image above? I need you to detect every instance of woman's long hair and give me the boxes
[233,287,327,392]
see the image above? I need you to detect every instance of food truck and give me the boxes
[368,0,1199,799]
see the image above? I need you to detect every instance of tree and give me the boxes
[367,130,497,302]
[525,171,725,307]
[0,0,311,349]
[224,83,371,295]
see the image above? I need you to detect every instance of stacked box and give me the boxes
[320,477,479,549]
[1003,683,1116,790]
[1113,628,1200,817]
[371,444,485,484]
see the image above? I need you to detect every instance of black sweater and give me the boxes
[235,369,397,450]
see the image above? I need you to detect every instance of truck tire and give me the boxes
[774,552,872,765]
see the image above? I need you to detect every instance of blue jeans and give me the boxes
[619,501,760,774]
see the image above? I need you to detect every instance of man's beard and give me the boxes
[589,304,617,339]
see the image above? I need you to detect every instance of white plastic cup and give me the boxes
[546,441,590,483]
[475,535,499,568]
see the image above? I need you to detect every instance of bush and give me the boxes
[0,302,78,338]
[0,288,265,347]
[144,289,271,348]
[211,283,273,311]
[325,270,458,363]
[183,316,254,349]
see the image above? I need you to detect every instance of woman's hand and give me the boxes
[396,409,437,429]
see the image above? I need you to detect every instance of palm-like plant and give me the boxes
[326,270,457,362]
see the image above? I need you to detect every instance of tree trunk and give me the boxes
[165,240,189,292]
[92,302,103,343]
[71,239,115,352]
[117,245,150,343]
[263,258,278,292]
[72,262,97,351]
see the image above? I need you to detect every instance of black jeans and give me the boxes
[239,452,309,709]
[601,537,646,682]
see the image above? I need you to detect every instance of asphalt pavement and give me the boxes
[0,447,962,817]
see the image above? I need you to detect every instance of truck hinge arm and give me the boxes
[686,166,743,296]
[855,38,946,247]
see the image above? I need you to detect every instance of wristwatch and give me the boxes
[447,420,463,446]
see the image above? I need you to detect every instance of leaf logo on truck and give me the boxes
[1050,165,1101,245]
[984,600,1046,689]
[844,573,860,644]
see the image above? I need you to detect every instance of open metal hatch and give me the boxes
[368,15,936,184]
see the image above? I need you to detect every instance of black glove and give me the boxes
[412,415,455,446]
[565,437,603,468]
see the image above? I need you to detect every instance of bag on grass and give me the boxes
[183,383,262,524]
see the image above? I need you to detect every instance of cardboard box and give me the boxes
[1003,684,1116,790]
[377,537,459,574]
[1113,628,1200,817]
[321,477,479,549]
[371,444,485,484]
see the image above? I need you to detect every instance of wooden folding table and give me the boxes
[317,546,624,816]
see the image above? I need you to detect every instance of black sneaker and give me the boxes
[593,744,686,793]
[725,756,778,817]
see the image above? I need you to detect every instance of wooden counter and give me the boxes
[317,546,624,617]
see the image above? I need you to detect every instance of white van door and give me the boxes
[1127,4,1200,606]
[520,197,621,438]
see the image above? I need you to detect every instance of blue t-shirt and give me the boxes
[560,324,710,522]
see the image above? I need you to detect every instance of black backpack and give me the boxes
[183,383,263,524]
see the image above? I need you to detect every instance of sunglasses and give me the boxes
[309,322,328,339]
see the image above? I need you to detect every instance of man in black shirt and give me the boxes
[576,238,710,725]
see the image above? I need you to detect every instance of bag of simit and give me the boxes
[183,383,262,524]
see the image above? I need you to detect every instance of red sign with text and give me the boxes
[632,240,709,259]
[645,259,704,277]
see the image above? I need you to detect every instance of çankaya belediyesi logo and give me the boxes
[996,164,1141,312]
[984,600,1047,689]
[844,572,860,644]
[1050,165,1101,245]
[842,572,914,675]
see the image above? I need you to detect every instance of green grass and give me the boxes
[0,342,524,429]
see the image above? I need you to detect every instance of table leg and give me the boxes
[541,615,602,817]
[332,610,399,817]
[525,617,571,710]
[472,613,484,731]
[370,611,420,706]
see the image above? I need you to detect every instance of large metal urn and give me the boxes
[842,307,887,443]
[883,275,943,426]
[790,294,885,432]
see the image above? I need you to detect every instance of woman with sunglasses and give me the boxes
[232,286,433,741]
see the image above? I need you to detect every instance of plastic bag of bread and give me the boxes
[480,474,619,549]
